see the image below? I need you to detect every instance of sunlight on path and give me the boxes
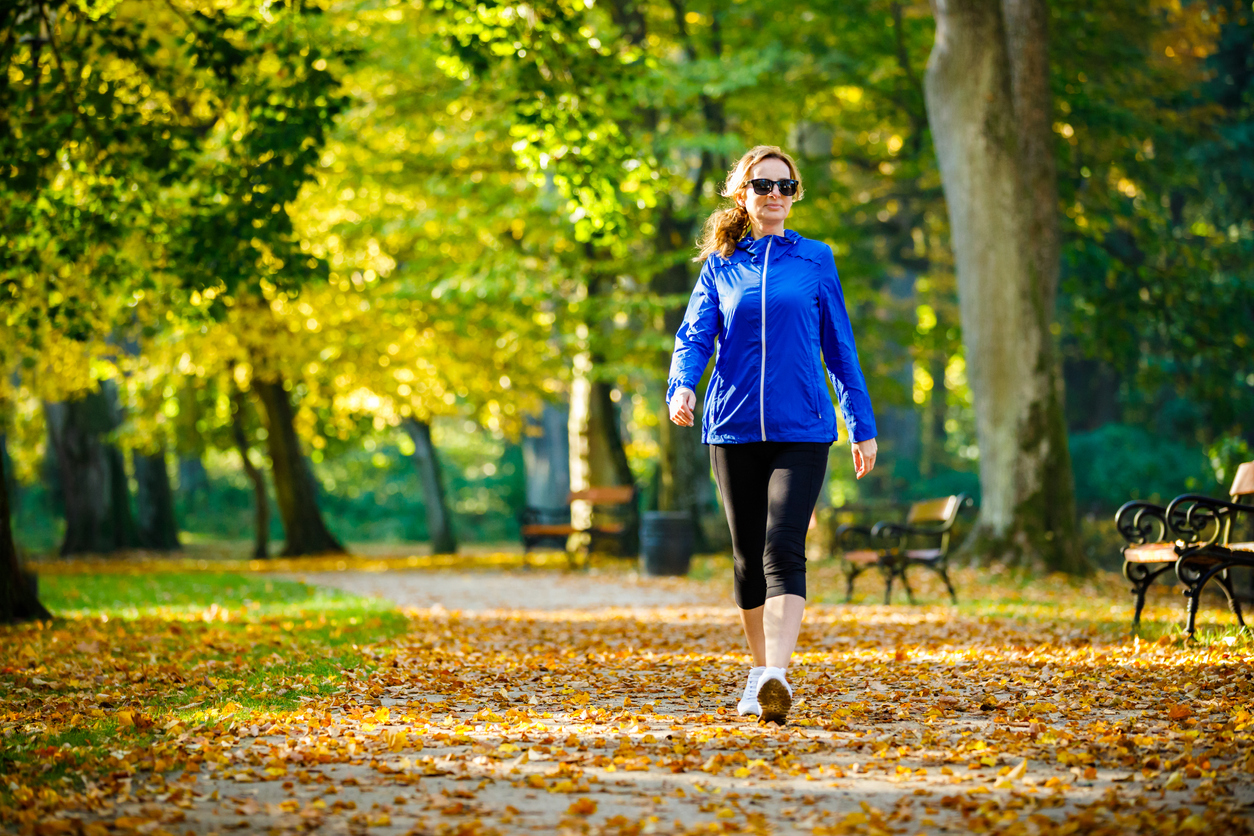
[73,569,1254,835]
[280,569,722,612]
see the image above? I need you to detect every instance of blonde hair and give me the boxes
[695,145,804,262]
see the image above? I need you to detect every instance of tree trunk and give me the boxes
[402,417,458,555]
[924,0,1085,571]
[0,435,51,624]
[654,206,710,552]
[1000,0,1082,571]
[230,389,270,559]
[569,364,638,553]
[522,402,570,509]
[920,350,949,477]
[252,377,344,556]
[134,448,181,551]
[177,455,209,512]
[44,383,138,555]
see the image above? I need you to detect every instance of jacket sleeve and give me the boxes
[667,258,721,404]
[818,246,877,443]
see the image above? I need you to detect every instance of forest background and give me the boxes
[2,0,1252,591]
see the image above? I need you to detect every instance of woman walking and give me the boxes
[667,145,878,725]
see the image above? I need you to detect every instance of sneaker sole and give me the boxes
[737,701,761,717]
[757,679,791,725]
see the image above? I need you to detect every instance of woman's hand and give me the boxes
[669,388,696,427]
[852,438,877,479]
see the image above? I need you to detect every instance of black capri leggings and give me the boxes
[709,441,830,610]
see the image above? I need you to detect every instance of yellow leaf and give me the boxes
[566,798,597,816]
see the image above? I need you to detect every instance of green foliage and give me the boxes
[1057,0,1254,438]
[1070,423,1212,513]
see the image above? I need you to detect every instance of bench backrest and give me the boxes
[906,495,961,526]
[568,485,635,505]
[1231,462,1254,501]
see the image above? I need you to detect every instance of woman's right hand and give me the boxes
[669,388,696,427]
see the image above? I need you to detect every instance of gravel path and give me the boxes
[279,568,723,611]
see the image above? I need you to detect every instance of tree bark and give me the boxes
[402,417,458,555]
[920,350,949,477]
[134,447,181,551]
[252,377,344,556]
[44,383,139,555]
[569,364,638,554]
[522,402,570,509]
[0,433,51,624]
[229,388,270,559]
[1000,0,1082,571]
[923,0,1085,571]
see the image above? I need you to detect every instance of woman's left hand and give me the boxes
[852,438,877,479]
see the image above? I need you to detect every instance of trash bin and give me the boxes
[639,511,694,576]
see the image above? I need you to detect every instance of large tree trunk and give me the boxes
[402,417,457,555]
[522,402,570,509]
[654,207,712,552]
[230,388,270,559]
[569,365,638,554]
[924,0,1085,571]
[0,434,51,624]
[44,383,139,555]
[134,447,181,551]
[252,377,344,556]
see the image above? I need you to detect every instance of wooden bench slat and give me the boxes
[904,548,943,561]
[522,524,577,537]
[844,549,880,565]
[1124,542,1178,563]
[568,486,635,504]
[906,496,959,525]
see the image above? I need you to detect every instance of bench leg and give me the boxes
[936,565,958,605]
[899,566,917,606]
[881,562,895,605]
[1125,562,1170,631]
[844,566,863,603]
[1217,569,1247,630]
[1183,581,1203,640]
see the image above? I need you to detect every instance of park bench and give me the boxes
[1116,461,1254,637]
[1163,462,1254,637]
[834,494,972,605]
[520,485,637,563]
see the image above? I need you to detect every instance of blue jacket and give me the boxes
[666,229,877,445]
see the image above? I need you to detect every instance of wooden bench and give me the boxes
[520,485,638,563]
[1116,461,1254,637]
[834,494,972,605]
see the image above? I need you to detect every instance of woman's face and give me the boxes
[737,157,794,231]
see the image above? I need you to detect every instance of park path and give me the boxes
[100,569,1254,835]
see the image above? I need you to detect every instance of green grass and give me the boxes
[1,571,412,800]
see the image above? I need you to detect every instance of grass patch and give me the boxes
[1,570,408,800]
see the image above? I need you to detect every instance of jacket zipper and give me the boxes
[759,239,772,441]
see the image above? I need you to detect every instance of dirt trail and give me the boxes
[92,570,1254,835]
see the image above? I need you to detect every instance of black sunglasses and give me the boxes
[747,178,799,196]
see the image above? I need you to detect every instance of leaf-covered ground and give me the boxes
[4,549,1254,835]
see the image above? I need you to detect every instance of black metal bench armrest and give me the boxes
[1165,494,1253,547]
[1114,501,1170,546]
[835,524,876,548]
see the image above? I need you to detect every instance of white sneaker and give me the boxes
[736,666,766,716]
[756,667,793,725]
